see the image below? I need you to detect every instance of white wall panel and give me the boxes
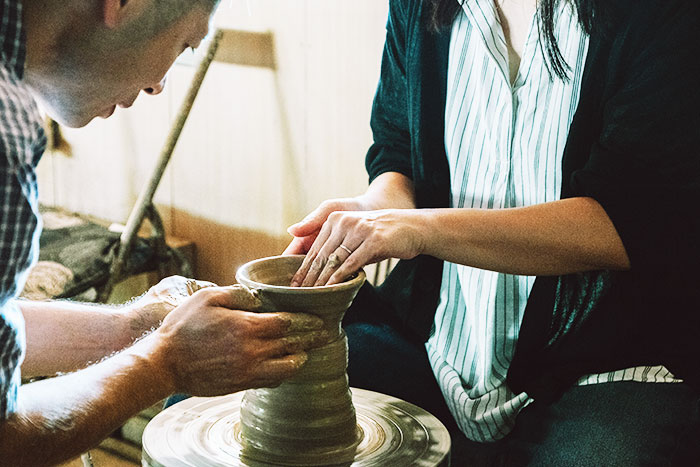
[37,0,391,282]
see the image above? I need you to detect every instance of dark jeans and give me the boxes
[344,285,700,466]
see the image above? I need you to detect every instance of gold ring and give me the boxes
[339,244,352,255]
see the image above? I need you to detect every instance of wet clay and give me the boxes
[142,255,452,466]
[235,255,366,466]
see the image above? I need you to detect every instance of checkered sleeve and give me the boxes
[0,302,24,418]
[0,63,45,419]
[0,159,37,418]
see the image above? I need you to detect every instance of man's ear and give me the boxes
[102,0,127,29]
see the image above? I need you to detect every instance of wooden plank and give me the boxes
[215,29,276,69]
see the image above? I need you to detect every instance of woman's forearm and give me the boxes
[358,172,416,210]
[419,197,630,276]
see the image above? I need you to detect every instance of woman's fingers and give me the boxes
[291,223,333,286]
[299,254,329,287]
[328,241,369,285]
[298,224,346,286]
[290,209,420,287]
[286,198,369,260]
[314,243,355,286]
[283,236,308,255]
[288,199,348,237]
[287,211,325,237]
[291,213,369,287]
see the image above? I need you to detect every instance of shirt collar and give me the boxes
[0,0,28,79]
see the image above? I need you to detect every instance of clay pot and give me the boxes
[236,255,366,466]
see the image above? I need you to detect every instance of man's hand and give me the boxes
[126,275,216,335]
[4,284,330,466]
[153,285,330,396]
[20,276,216,378]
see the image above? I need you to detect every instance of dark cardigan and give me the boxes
[366,0,700,402]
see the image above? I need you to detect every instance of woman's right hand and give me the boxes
[284,197,370,255]
[285,173,416,255]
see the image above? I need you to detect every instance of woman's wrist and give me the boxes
[405,208,436,258]
[353,193,381,211]
[362,172,416,210]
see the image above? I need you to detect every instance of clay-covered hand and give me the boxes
[153,285,330,396]
[284,197,369,256]
[290,209,425,287]
[127,275,217,335]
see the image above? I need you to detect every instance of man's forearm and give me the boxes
[20,300,146,378]
[0,334,174,467]
[420,197,631,275]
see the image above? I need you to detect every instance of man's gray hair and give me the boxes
[113,0,220,46]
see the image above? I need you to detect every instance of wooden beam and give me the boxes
[215,30,276,70]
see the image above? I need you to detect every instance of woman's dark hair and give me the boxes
[427,0,604,81]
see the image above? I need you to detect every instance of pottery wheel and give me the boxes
[142,388,451,466]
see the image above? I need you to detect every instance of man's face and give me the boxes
[34,5,212,128]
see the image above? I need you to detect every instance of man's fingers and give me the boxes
[254,352,310,382]
[231,311,325,339]
[190,288,326,337]
[146,276,218,308]
[193,285,262,311]
[188,279,217,294]
[274,331,332,355]
[277,312,326,332]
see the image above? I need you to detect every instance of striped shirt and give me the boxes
[0,0,46,418]
[426,0,679,443]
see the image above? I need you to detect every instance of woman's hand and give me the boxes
[290,209,426,287]
[284,197,370,255]
[285,172,420,286]
[285,172,417,256]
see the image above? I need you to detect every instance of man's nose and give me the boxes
[144,76,167,95]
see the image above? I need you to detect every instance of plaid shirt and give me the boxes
[0,0,47,418]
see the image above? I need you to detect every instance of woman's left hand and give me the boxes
[290,209,425,287]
